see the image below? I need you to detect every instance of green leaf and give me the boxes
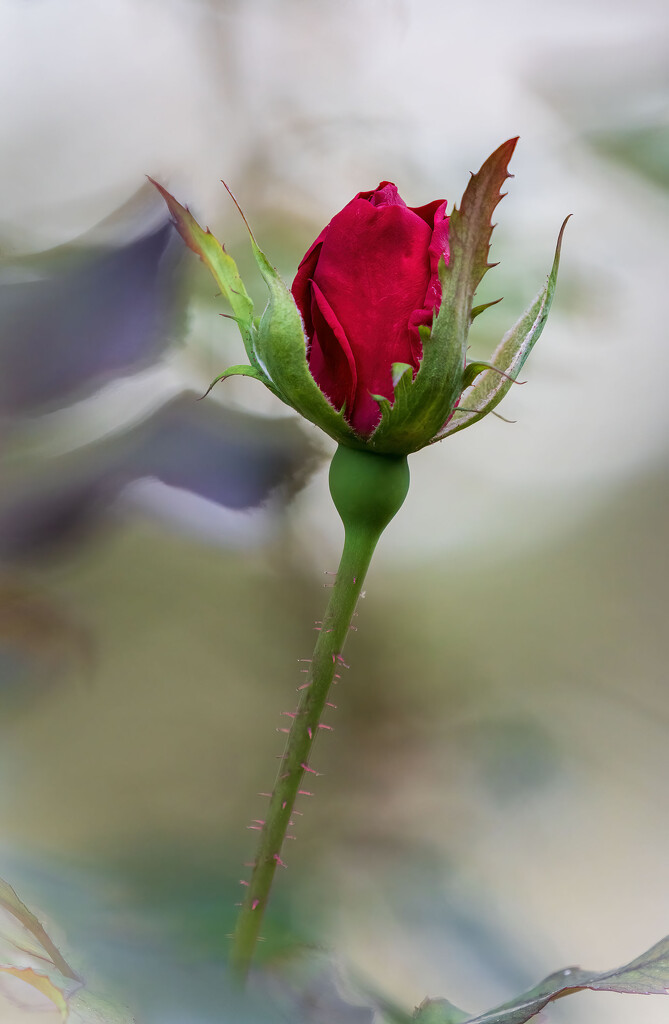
[439,934,669,1024]
[436,215,569,441]
[414,997,471,1023]
[148,179,258,368]
[369,140,518,454]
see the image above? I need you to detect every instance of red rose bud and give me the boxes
[292,182,449,436]
[151,140,568,456]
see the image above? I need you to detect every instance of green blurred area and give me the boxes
[1,453,668,1016]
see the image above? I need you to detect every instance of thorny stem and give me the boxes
[230,446,410,982]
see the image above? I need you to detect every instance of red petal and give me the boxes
[308,280,357,416]
[309,196,432,432]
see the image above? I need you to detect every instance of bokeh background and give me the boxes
[1,0,668,1021]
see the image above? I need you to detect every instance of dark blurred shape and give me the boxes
[0,218,179,417]
[0,398,319,563]
[0,190,321,700]
[0,185,321,561]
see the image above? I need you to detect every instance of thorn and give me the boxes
[274,854,287,869]
[298,790,313,796]
[298,659,312,663]
[297,682,311,690]
[353,576,357,583]
[252,819,265,824]
[332,654,336,664]
[334,674,341,680]
[313,626,322,631]
[277,727,290,733]
[280,772,290,779]
[247,825,262,830]
[326,702,337,709]
[282,801,287,809]
[285,835,296,840]
[301,763,321,775]
[360,591,366,598]
[349,625,357,631]
[251,899,260,911]
[258,793,271,797]
[324,570,337,576]
[299,668,310,673]
[281,711,298,718]
[337,656,350,668]
[239,880,250,886]
[323,583,335,588]
[292,810,303,816]
[318,724,333,731]
[307,727,313,740]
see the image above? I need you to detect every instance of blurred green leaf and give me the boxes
[424,934,669,1024]
[414,997,470,1022]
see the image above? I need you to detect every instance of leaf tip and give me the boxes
[221,179,258,244]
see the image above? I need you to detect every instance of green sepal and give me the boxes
[367,140,518,454]
[248,235,360,447]
[436,215,570,441]
[148,179,262,372]
[200,363,281,401]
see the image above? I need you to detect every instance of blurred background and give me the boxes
[0,0,668,1021]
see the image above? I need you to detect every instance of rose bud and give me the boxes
[151,139,568,456]
[291,181,449,437]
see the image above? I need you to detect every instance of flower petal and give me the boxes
[308,280,357,418]
[309,196,432,432]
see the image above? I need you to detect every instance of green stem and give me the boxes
[230,445,410,982]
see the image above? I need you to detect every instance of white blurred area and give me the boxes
[1,3,669,1023]
[1,0,668,556]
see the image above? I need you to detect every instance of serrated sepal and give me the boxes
[147,179,261,369]
[435,214,570,441]
[367,139,518,454]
